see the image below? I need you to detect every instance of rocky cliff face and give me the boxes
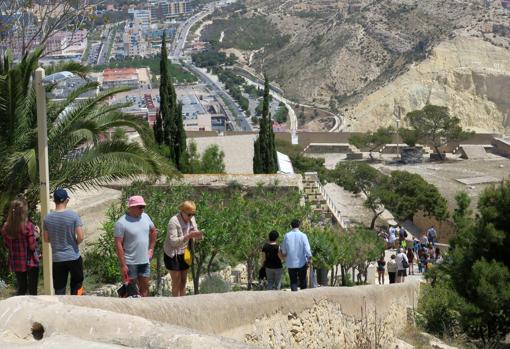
[207,0,510,132]
[346,35,510,133]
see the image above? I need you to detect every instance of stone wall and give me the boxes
[0,281,420,348]
[413,210,457,243]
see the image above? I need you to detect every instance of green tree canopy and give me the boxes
[405,105,472,157]
[419,181,510,346]
[328,162,386,229]
[349,127,393,160]
[379,171,449,222]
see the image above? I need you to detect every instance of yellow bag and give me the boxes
[184,247,192,266]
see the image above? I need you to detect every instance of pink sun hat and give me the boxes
[128,195,146,207]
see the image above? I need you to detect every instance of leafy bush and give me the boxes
[200,275,230,294]
[417,283,462,337]
[418,181,510,345]
[83,205,124,284]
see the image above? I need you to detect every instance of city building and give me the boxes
[101,68,140,89]
[128,8,151,29]
[181,94,212,131]
[149,0,192,21]
[123,20,149,57]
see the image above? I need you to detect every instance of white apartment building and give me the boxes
[128,8,151,29]
[123,20,148,57]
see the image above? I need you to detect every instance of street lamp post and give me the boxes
[34,67,53,295]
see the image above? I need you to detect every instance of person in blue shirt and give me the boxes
[281,219,312,291]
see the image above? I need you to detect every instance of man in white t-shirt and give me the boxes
[114,195,157,297]
[395,248,409,283]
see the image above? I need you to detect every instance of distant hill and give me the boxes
[203,0,510,133]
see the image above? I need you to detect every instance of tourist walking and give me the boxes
[427,225,437,246]
[1,199,40,295]
[406,248,415,275]
[435,247,443,264]
[261,230,283,290]
[43,188,84,295]
[395,248,409,283]
[114,195,157,297]
[164,201,203,297]
[387,255,397,284]
[281,219,312,291]
[377,254,386,285]
[388,225,397,249]
[418,248,427,273]
[420,232,429,246]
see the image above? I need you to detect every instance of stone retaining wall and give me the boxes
[0,281,420,348]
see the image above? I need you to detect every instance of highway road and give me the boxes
[171,0,252,131]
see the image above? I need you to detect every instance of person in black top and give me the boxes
[261,230,283,290]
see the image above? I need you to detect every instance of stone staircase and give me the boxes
[303,172,348,228]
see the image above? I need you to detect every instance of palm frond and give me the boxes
[45,61,90,78]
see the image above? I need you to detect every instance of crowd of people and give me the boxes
[1,189,314,296]
[2,188,446,296]
[376,224,444,285]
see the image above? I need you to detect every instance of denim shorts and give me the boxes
[127,263,150,279]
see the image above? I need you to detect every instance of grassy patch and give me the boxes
[202,16,290,51]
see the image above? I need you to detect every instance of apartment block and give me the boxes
[148,0,191,21]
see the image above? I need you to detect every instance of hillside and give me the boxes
[202,0,510,132]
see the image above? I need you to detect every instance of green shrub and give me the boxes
[83,205,123,284]
[200,275,230,294]
[417,283,462,338]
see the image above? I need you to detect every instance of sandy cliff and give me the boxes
[346,35,510,133]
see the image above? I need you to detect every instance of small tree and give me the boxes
[349,127,393,160]
[379,171,449,222]
[406,105,472,158]
[398,128,419,147]
[199,145,225,174]
[329,162,386,229]
[307,225,341,280]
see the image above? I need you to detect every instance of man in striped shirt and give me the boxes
[43,188,84,295]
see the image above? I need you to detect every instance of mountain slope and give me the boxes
[204,0,510,132]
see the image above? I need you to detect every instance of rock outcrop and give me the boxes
[346,35,510,133]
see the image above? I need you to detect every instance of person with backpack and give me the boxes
[406,248,415,275]
[398,225,408,246]
[387,254,397,284]
[395,248,409,283]
[427,225,437,246]
[1,199,40,295]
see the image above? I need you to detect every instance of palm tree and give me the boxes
[0,49,175,217]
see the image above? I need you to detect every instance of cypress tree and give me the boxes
[253,75,278,173]
[158,32,172,147]
[156,32,187,171]
[173,102,187,170]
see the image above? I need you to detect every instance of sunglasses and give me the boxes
[136,206,145,209]
[186,212,195,217]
